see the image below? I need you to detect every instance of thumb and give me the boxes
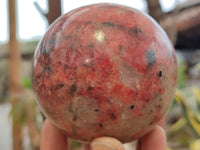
[90,137,125,150]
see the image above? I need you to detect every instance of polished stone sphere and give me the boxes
[33,3,177,143]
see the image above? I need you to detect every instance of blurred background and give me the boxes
[0,0,200,150]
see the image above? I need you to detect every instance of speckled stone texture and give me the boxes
[32,3,177,143]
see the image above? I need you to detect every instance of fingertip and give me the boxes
[91,137,125,150]
[43,119,54,131]
[41,119,68,150]
[140,125,166,150]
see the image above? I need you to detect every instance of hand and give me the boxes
[40,119,166,150]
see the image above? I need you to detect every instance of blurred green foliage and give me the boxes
[22,77,33,89]
[167,67,200,150]
[166,54,200,150]
[9,90,38,127]
[177,62,187,88]
[71,140,82,149]
[9,90,42,149]
[177,60,187,89]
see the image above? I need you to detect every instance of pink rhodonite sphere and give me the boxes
[33,3,177,143]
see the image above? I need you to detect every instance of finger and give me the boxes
[159,114,167,127]
[40,120,68,150]
[82,143,90,150]
[138,125,166,150]
[91,137,125,150]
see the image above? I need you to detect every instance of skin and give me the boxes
[41,119,166,150]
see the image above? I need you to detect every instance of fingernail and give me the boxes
[91,137,125,150]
